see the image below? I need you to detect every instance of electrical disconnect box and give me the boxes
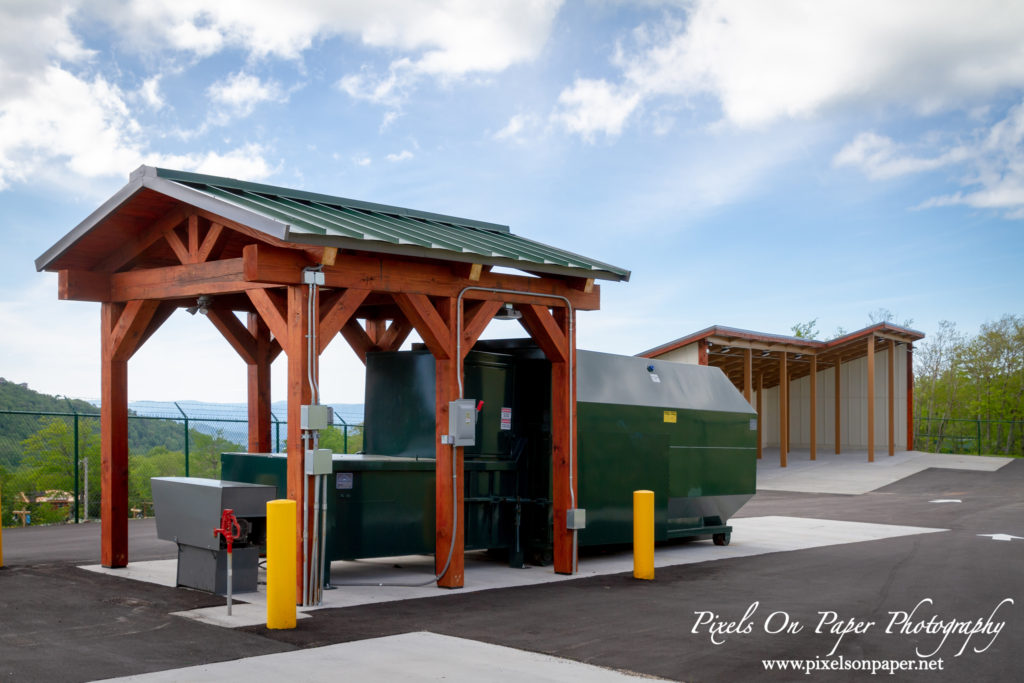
[446,398,477,447]
[304,448,333,475]
[566,508,587,530]
[300,404,332,431]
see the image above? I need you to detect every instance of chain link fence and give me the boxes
[1,405,362,528]
[914,417,1023,456]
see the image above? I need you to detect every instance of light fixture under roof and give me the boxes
[493,303,522,321]
[186,295,212,316]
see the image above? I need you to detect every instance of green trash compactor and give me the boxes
[221,340,757,568]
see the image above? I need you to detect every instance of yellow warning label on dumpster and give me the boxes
[663,410,677,423]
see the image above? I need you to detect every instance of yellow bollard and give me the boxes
[266,499,297,629]
[633,490,654,580]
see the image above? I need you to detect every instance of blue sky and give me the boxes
[1,1,1022,404]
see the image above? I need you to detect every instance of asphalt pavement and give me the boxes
[1,457,1020,682]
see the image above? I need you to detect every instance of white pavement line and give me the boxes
[98,631,654,682]
[81,516,945,628]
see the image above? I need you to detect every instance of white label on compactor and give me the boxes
[336,472,354,489]
[649,373,661,383]
[500,407,512,430]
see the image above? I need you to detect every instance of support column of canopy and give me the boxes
[888,339,896,457]
[518,303,576,575]
[834,360,842,454]
[906,344,915,450]
[100,300,174,568]
[742,349,752,403]
[779,351,788,468]
[756,374,763,460]
[867,335,875,463]
[809,355,817,461]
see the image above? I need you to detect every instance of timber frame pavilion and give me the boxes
[36,166,630,590]
[639,324,925,466]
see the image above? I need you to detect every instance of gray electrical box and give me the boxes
[566,508,587,530]
[305,448,333,475]
[447,399,477,447]
[301,404,332,430]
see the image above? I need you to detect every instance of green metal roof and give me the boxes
[154,168,630,281]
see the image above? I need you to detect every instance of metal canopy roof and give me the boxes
[36,166,631,282]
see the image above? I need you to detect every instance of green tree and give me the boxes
[791,318,819,339]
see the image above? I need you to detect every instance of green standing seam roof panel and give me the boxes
[154,167,630,281]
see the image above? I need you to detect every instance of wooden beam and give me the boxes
[377,317,413,351]
[110,300,162,362]
[247,289,289,345]
[432,297,464,588]
[888,338,895,456]
[742,348,752,403]
[247,313,273,453]
[550,307,577,575]
[468,263,483,281]
[779,352,788,468]
[318,288,371,354]
[163,224,191,264]
[320,247,338,267]
[100,302,129,568]
[104,259,270,302]
[340,320,375,364]
[867,335,875,463]
[835,359,842,454]
[134,301,177,351]
[517,304,568,364]
[365,319,387,344]
[59,269,110,301]
[187,215,200,260]
[809,355,817,461]
[285,285,314,600]
[242,244,601,310]
[906,345,915,451]
[461,300,503,357]
[756,373,763,460]
[393,293,452,360]
[698,340,709,365]
[94,206,187,272]
[207,309,257,364]
[196,223,225,263]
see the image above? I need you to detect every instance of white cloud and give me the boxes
[555,1,1024,137]
[207,71,286,124]
[139,75,164,110]
[386,150,413,162]
[837,100,1024,217]
[0,0,94,98]
[353,156,372,166]
[553,79,640,141]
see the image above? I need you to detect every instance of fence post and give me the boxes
[272,412,281,453]
[62,397,81,524]
[977,419,982,455]
[175,402,190,477]
[334,412,348,454]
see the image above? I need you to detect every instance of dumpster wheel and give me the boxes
[713,532,730,546]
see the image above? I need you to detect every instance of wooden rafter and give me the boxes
[517,304,568,364]
[207,309,259,364]
[110,300,162,362]
[393,293,452,360]
[94,207,187,273]
[318,288,371,354]
[376,317,413,351]
[461,300,503,357]
[247,289,288,344]
[340,320,375,363]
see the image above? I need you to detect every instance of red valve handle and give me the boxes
[213,508,241,554]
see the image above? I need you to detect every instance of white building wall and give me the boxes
[753,345,909,451]
[657,342,699,364]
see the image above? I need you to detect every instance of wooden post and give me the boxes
[779,352,788,468]
[834,359,842,454]
[809,355,817,461]
[698,340,709,365]
[433,297,463,588]
[888,339,895,456]
[248,313,273,452]
[742,348,752,403]
[100,303,129,568]
[551,307,577,575]
[756,373,763,460]
[867,335,875,463]
[906,345,914,450]
[285,285,313,599]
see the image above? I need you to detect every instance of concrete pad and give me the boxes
[82,516,944,625]
[755,448,1014,494]
[169,602,310,629]
[98,631,654,682]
